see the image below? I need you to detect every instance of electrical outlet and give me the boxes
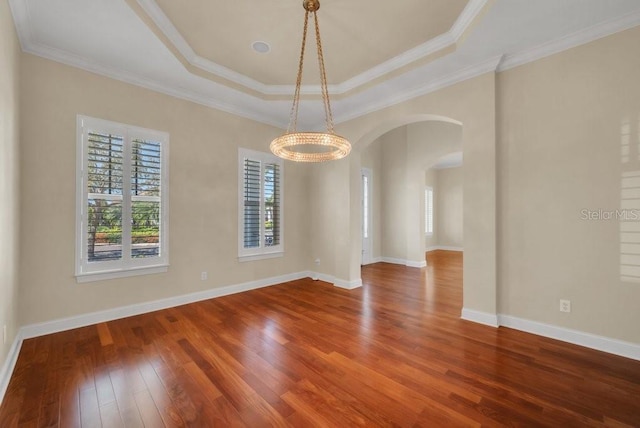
[560,299,571,313]
[314,258,320,266]
[201,271,208,281]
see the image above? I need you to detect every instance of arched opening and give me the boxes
[357,115,463,276]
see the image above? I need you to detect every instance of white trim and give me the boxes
[0,332,23,406]
[20,271,311,340]
[313,273,363,290]
[237,148,284,260]
[333,278,363,290]
[334,32,454,95]
[380,257,407,266]
[499,9,640,72]
[498,315,640,362]
[6,0,33,49]
[76,115,170,279]
[21,41,285,128]
[238,252,284,263]
[333,55,504,125]
[76,265,168,283]
[406,260,427,268]
[8,0,640,130]
[18,270,360,342]
[426,246,464,252]
[450,0,490,41]
[136,0,274,94]
[136,0,488,96]
[381,257,427,268]
[461,308,499,327]
[461,310,640,361]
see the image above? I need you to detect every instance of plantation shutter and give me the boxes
[425,188,433,234]
[86,131,124,262]
[244,158,261,248]
[238,148,283,259]
[131,139,162,259]
[264,162,280,246]
[77,116,169,280]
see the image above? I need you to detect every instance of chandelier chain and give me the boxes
[313,11,335,134]
[287,10,310,133]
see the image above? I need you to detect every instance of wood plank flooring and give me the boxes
[1,250,640,427]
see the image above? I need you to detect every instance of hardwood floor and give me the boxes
[1,250,640,427]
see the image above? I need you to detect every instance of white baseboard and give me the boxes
[20,271,309,340]
[461,309,640,361]
[312,272,363,290]
[0,331,24,406]
[498,315,640,361]
[406,260,427,268]
[380,257,406,265]
[3,280,639,406]
[334,278,363,290]
[2,270,366,404]
[426,246,463,252]
[381,257,427,268]
[461,308,499,327]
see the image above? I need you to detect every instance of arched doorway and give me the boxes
[357,117,463,269]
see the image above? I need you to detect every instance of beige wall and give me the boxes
[497,26,640,343]
[18,54,311,325]
[406,122,463,262]
[0,0,20,372]
[380,127,409,260]
[3,8,638,364]
[435,166,463,249]
[366,122,462,262]
[325,73,496,314]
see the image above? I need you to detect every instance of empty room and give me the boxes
[1,0,640,426]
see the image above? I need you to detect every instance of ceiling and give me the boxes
[8,0,640,129]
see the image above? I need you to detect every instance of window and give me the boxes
[238,148,283,261]
[363,173,369,239]
[425,187,433,235]
[76,116,169,282]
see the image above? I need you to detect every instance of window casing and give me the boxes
[238,148,284,261]
[76,116,169,282]
[425,187,434,236]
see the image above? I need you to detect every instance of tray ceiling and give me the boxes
[8,0,640,129]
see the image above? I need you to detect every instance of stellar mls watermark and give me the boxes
[581,209,640,221]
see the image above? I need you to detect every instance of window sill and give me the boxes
[76,265,168,283]
[238,251,284,263]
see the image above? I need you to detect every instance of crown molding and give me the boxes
[9,0,640,131]
[499,8,640,72]
[333,32,456,95]
[7,0,34,48]
[21,40,286,129]
[135,0,488,96]
[334,55,503,125]
[451,0,490,40]
[135,0,274,94]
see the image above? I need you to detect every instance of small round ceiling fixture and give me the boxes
[251,41,271,54]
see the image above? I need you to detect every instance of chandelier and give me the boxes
[270,0,351,162]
